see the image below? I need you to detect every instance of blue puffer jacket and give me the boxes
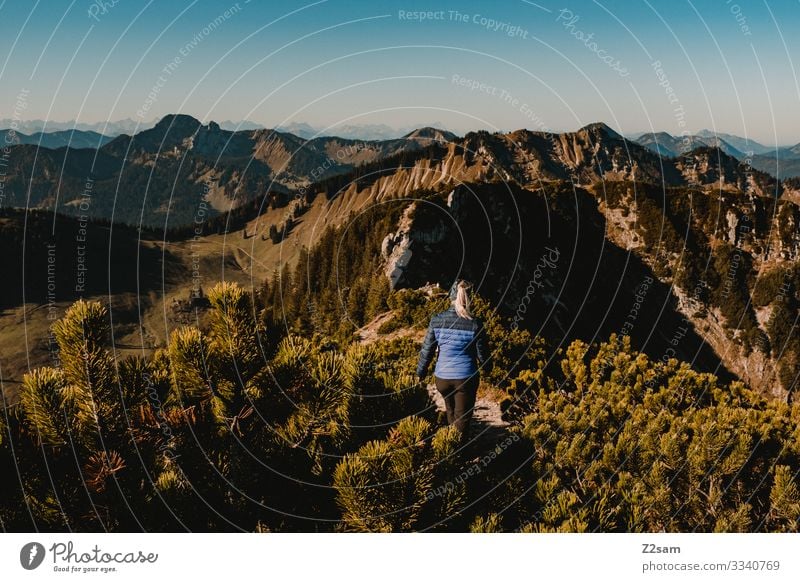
[416,307,488,380]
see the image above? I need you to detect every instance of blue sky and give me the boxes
[1,0,799,144]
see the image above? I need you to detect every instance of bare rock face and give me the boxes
[382,204,418,289]
[381,194,460,289]
[726,210,739,245]
[380,232,395,259]
[383,232,414,289]
[447,187,466,218]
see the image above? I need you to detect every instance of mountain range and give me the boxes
[6,116,800,179]
[0,117,454,141]
[0,117,150,136]
[0,128,114,149]
[633,131,748,158]
[2,114,790,230]
[275,121,458,141]
[0,114,456,227]
[633,130,800,178]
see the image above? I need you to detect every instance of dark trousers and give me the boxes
[435,375,479,438]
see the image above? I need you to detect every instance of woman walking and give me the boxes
[416,280,488,442]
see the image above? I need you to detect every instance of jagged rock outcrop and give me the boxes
[381,202,450,289]
[674,146,779,196]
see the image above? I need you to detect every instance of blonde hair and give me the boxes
[453,280,473,320]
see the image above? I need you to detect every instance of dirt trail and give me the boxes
[355,311,426,345]
[425,382,512,454]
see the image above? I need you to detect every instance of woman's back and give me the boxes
[417,306,486,379]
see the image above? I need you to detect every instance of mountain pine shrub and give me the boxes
[334,417,465,531]
[512,334,800,532]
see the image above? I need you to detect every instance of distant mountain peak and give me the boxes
[402,127,457,142]
[695,129,773,155]
[154,113,202,132]
[578,122,622,139]
[634,131,747,160]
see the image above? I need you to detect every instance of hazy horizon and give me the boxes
[3,114,798,148]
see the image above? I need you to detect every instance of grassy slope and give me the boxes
[0,184,383,398]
